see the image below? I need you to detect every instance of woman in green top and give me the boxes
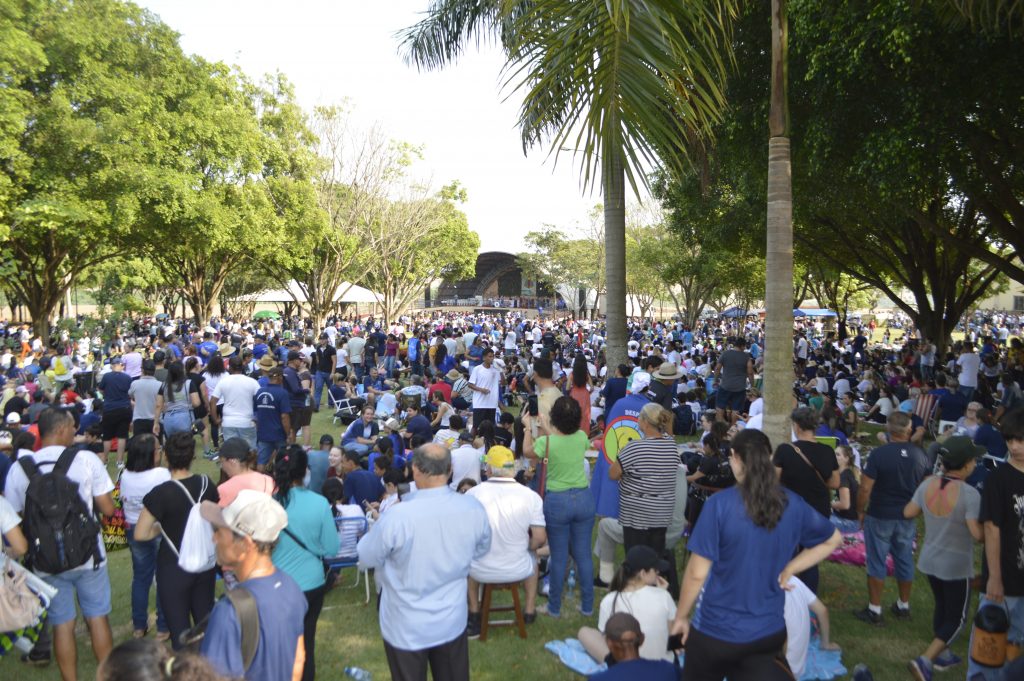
[523,395,595,618]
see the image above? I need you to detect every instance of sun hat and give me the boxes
[654,362,684,380]
[445,369,462,381]
[200,489,288,543]
[218,343,236,357]
[256,355,276,371]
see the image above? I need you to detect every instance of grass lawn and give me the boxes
[11,409,962,681]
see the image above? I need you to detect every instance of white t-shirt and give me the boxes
[597,586,677,661]
[0,494,20,535]
[211,374,260,428]
[957,352,981,389]
[748,397,764,416]
[465,478,544,583]
[449,444,483,490]
[504,332,517,350]
[784,576,816,678]
[5,445,115,572]
[119,467,172,525]
[469,364,501,410]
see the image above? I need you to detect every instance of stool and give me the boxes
[479,581,527,641]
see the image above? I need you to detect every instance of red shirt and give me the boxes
[429,381,452,404]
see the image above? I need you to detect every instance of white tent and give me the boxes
[236,281,379,305]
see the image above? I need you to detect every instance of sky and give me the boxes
[137,0,603,254]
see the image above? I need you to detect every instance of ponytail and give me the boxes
[272,444,308,508]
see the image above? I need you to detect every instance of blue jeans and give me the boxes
[383,356,396,378]
[543,487,596,616]
[344,442,370,458]
[126,525,167,633]
[968,596,1024,680]
[313,370,331,410]
[959,384,976,401]
[257,440,285,467]
[222,426,257,450]
[864,515,916,581]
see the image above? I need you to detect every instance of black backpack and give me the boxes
[18,447,101,573]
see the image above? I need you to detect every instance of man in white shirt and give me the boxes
[209,356,260,449]
[464,446,546,637]
[956,342,981,400]
[4,407,116,680]
[468,348,502,429]
[449,431,482,490]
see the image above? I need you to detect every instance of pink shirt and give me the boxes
[217,471,274,507]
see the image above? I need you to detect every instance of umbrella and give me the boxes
[252,310,280,320]
[155,313,169,320]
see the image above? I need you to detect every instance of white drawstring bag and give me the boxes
[160,477,216,573]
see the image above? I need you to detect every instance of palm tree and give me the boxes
[762,0,793,448]
[399,0,738,368]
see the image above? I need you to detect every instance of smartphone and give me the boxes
[667,633,684,651]
[527,394,539,417]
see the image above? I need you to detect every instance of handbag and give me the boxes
[282,526,330,579]
[0,556,44,633]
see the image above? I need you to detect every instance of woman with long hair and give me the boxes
[202,353,226,454]
[569,354,592,433]
[523,396,595,618]
[184,357,212,457]
[672,429,841,680]
[134,432,219,648]
[120,433,171,640]
[154,361,200,439]
[271,445,339,681]
[830,445,861,533]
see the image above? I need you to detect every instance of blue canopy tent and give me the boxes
[793,308,838,317]
[721,306,749,318]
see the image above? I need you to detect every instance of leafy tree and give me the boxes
[518,211,605,319]
[360,183,479,323]
[0,0,193,338]
[401,0,739,368]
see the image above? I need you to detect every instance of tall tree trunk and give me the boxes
[604,143,628,370]
[764,0,793,449]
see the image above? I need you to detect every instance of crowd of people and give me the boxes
[0,308,1023,680]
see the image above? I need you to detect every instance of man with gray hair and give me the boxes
[358,443,491,681]
[464,446,547,637]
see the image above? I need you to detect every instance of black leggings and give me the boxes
[927,574,972,645]
[156,564,216,649]
[301,585,326,681]
[682,627,793,681]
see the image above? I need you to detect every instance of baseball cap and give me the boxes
[485,445,515,469]
[937,436,986,470]
[218,437,252,461]
[286,350,302,362]
[623,545,669,574]
[110,356,124,366]
[200,489,287,543]
[6,412,21,424]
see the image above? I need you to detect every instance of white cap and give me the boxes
[6,412,21,424]
[200,489,287,543]
[631,372,652,393]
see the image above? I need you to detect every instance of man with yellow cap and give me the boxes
[464,446,547,638]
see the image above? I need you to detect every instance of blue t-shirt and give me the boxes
[405,414,432,444]
[272,488,339,591]
[688,487,834,644]
[307,449,330,495]
[78,410,101,436]
[253,384,291,443]
[344,469,383,507]
[200,572,307,681]
[407,338,420,362]
[863,441,930,520]
[98,371,133,411]
[975,424,1007,460]
[198,341,218,361]
[589,659,678,681]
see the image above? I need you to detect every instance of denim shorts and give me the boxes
[43,564,112,626]
[863,515,916,581]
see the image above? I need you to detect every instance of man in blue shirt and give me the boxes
[340,449,383,508]
[282,351,309,442]
[342,406,379,458]
[197,332,219,363]
[358,443,491,681]
[98,356,133,467]
[253,367,291,469]
[200,490,306,681]
[401,403,432,446]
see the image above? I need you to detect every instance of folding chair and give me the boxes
[914,394,939,437]
[323,516,372,605]
[331,394,359,426]
[814,436,838,450]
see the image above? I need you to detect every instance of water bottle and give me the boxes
[345,667,372,681]
[568,566,576,590]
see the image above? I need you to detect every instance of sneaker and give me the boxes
[20,651,51,667]
[523,611,536,624]
[540,576,550,597]
[466,613,481,639]
[853,607,884,626]
[593,577,610,589]
[908,656,932,681]
[933,652,962,671]
[890,602,911,619]
[577,606,594,617]
[536,603,560,619]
